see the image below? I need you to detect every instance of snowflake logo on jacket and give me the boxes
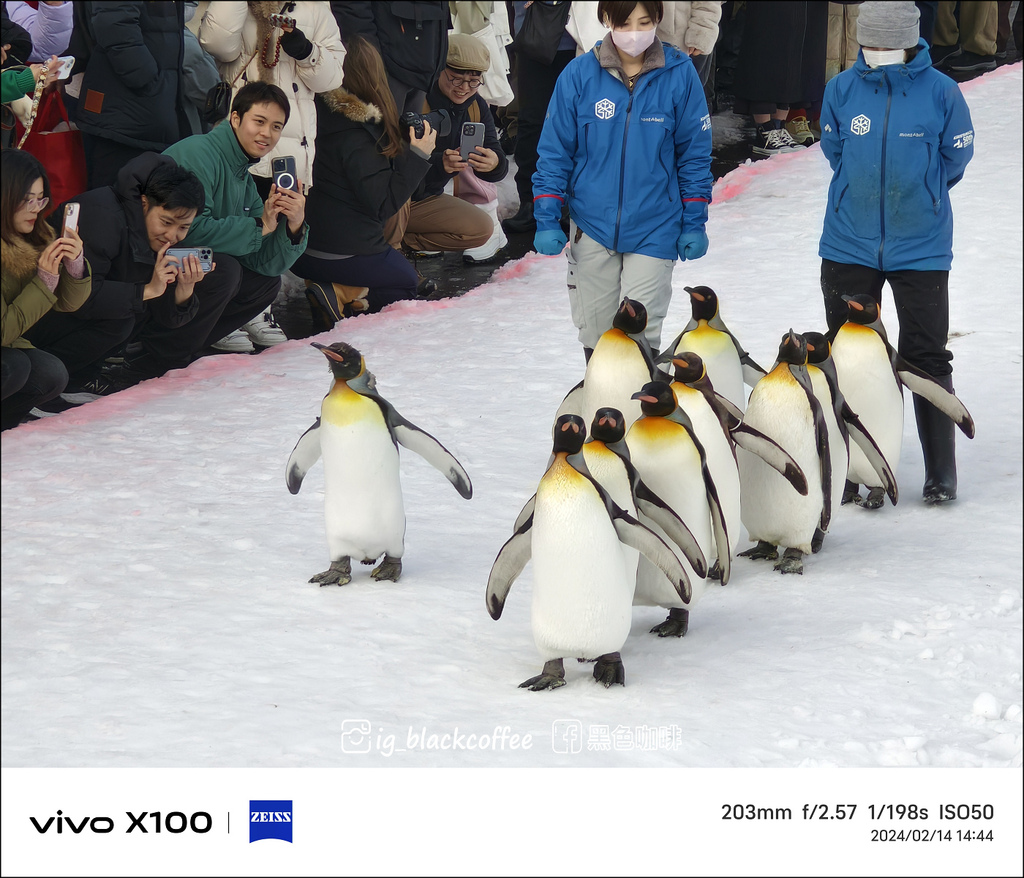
[595,98,616,120]
[851,114,871,135]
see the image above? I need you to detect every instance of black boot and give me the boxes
[503,200,535,234]
[914,375,957,503]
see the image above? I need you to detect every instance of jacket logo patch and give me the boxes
[700,113,711,131]
[851,114,871,135]
[595,98,616,120]
[953,130,974,148]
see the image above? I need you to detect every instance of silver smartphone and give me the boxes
[62,202,80,235]
[166,247,214,273]
[459,122,486,162]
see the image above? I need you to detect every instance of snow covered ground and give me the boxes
[2,65,1021,877]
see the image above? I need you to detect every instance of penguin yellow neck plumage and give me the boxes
[322,380,382,426]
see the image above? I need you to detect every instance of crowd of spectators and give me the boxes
[2,1,1017,430]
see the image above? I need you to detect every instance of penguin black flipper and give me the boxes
[714,392,745,424]
[841,402,899,505]
[486,514,534,620]
[792,363,833,532]
[740,353,768,388]
[632,479,709,578]
[729,422,809,496]
[553,379,585,423]
[513,493,537,533]
[370,398,474,499]
[285,418,322,495]
[890,355,976,439]
[611,509,692,603]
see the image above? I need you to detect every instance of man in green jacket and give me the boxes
[112,82,308,381]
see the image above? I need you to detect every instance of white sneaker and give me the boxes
[242,312,288,347]
[462,199,508,264]
[210,329,255,353]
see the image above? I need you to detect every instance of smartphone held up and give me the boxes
[272,156,299,193]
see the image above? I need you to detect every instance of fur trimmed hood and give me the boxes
[2,227,55,285]
[321,88,383,124]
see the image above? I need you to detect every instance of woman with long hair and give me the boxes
[294,37,437,327]
[1,148,91,429]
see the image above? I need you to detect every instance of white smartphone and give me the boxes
[55,55,75,80]
[62,202,80,235]
[459,122,486,162]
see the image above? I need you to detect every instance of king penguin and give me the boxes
[803,331,898,552]
[626,381,729,636]
[486,414,690,689]
[661,286,766,411]
[286,342,472,586]
[737,332,830,575]
[555,298,657,432]
[831,294,974,508]
[666,352,809,579]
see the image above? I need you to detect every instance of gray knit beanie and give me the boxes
[857,1,920,49]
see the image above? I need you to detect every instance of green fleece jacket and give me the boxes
[162,122,307,277]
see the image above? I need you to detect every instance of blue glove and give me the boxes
[676,229,709,261]
[534,229,568,255]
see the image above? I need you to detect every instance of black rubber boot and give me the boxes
[914,376,957,503]
[502,200,535,234]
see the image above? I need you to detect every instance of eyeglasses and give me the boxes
[445,69,483,89]
[20,196,49,211]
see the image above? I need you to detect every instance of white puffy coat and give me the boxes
[199,0,345,186]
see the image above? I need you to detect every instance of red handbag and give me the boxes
[15,87,88,217]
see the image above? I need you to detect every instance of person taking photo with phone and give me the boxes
[1,148,90,429]
[21,154,213,401]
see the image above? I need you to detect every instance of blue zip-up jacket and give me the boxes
[818,41,974,272]
[532,39,713,260]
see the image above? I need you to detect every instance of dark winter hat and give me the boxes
[447,33,490,73]
[857,1,920,49]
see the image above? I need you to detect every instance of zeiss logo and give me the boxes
[249,800,292,843]
[595,98,615,120]
[851,114,871,135]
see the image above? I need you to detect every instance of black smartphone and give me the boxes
[459,122,486,162]
[166,247,214,273]
[271,155,299,192]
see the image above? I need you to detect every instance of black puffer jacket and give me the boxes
[304,88,431,256]
[330,1,448,93]
[72,0,188,150]
[53,152,199,328]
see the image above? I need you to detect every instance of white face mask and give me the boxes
[610,28,657,58]
[862,48,906,68]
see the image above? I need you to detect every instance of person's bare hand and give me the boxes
[467,146,499,174]
[410,119,437,155]
[143,242,177,300]
[173,253,213,303]
[30,56,61,88]
[272,181,306,235]
[37,237,72,275]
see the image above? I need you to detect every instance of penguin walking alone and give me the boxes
[486,415,690,690]
[661,286,766,411]
[286,342,473,586]
[738,332,830,575]
[831,294,974,507]
[802,331,898,552]
[626,381,729,636]
[666,352,809,578]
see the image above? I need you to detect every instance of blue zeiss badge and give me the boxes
[249,800,293,843]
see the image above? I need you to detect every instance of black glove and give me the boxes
[279,27,313,61]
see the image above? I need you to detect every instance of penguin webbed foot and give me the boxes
[738,540,778,561]
[923,485,957,504]
[861,487,886,509]
[773,548,804,575]
[371,554,403,582]
[708,560,725,584]
[842,480,863,506]
[519,659,566,691]
[811,527,825,554]
[650,607,689,637]
[592,652,625,687]
[310,557,352,586]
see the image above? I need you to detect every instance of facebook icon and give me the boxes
[551,720,583,754]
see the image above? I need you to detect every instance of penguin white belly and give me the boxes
[320,399,405,562]
[678,326,745,411]
[582,331,650,430]
[739,370,821,553]
[583,443,640,580]
[673,383,740,559]
[832,327,903,487]
[626,420,711,608]
[808,367,849,519]
[530,462,633,660]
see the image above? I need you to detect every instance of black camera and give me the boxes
[400,108,451,139]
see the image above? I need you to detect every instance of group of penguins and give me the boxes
[284,286,975,692]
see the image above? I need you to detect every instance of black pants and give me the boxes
[82,134,150,191]
[137,254,281,372]
[820,259,953,378]
[23,310,135,384]
[293,248,417,314]
[1,346,68,428]
[513,48,575,203]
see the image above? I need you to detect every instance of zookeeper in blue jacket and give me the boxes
[531,0,713,359]
[818,1,975,505]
